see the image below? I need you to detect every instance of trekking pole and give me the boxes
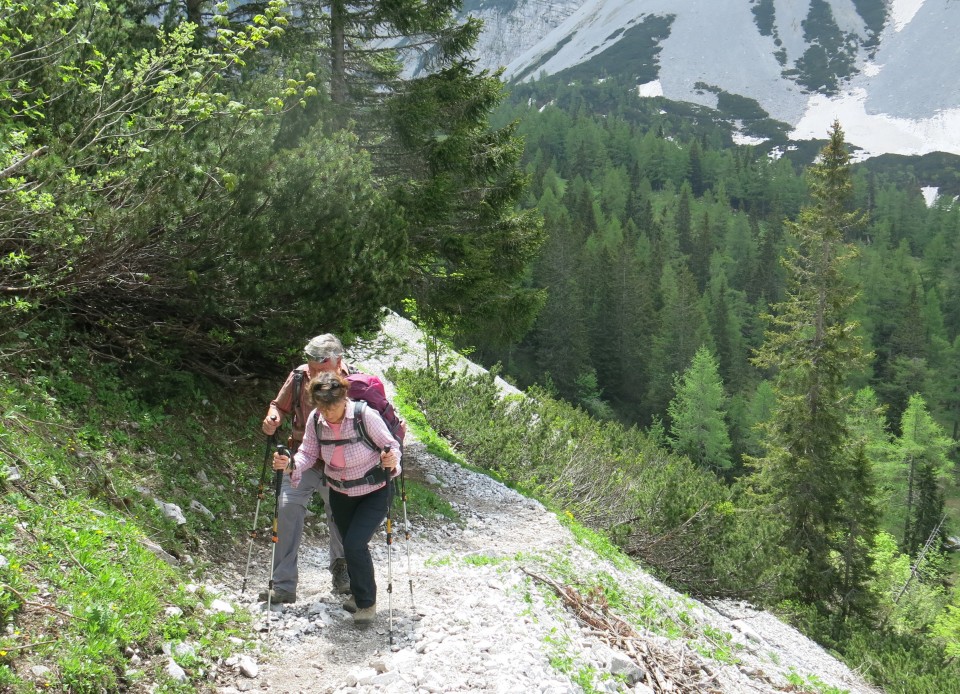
[242,419,276,594]
[399,466,415,610]
[267,443,292,631]
[383,445,394,645]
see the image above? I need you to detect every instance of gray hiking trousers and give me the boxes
[272,466,344,593]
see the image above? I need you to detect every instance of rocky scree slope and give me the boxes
[209,312,880,694]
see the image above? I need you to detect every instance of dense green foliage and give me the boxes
[0,0,542,374]
[391,366,785,598]
[394,363,960,692]
[0,349,267,691]
[481,76,960,457]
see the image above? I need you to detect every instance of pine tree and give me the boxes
[247,0,544,347]
[688,139,705,197]
[530,205,589,398]
[585,233,650,414]
[938,336,960,441]
[836,442,879,626]
[897,394,954,555]
[748,121,876,612]
[690,209,714,291]
[646,262,712,417]
[676,183,694,258]
[706,256,749,394]
[667,347,733,473]
[847,387,902,539]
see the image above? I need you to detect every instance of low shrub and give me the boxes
[390,366,783,597]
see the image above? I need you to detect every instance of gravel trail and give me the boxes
[210,312,882,694]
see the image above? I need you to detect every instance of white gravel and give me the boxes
[211,311,882,694]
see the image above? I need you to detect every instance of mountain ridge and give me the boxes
[456,0,960,160]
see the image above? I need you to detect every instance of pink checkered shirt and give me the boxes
[291,398,401,496]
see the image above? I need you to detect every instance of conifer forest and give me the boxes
[3,1,960,691]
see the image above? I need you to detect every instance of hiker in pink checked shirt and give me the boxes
[273,370,401,626]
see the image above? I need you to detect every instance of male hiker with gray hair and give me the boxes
[258,333,351,603]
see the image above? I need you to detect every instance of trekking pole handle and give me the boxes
[381,444,394,476]
[274,444,292,494]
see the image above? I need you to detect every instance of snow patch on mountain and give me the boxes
[792,90,960,160]
[637,79,663,98]
[890,0,926,31]
[459,0,960,158]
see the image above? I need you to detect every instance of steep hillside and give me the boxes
[220,312,882,694]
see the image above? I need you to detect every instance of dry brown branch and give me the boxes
[1,584,85,622]
[2,639,58,652]
[522,568,725,693]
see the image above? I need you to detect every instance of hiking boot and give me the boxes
[258,588,296,604]
[353,604,376,625]
[331,558,351,594]
[342,595,357,613]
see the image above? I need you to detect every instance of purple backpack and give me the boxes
[314,372,406,451]
[346,373,406,446]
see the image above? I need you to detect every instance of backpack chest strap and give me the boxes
[317,436,362,446]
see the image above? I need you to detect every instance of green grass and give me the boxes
[423,554,455,567]
[389,379,468,467]
[558,511,634,571]
[462,553,507,567]
[0,359,260,692]
[543,629,607,694]
[396,478,456,521]
[786,668,850,694]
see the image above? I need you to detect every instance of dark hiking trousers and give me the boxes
[329,482,393,609]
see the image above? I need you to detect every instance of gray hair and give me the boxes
[303,333,344,363]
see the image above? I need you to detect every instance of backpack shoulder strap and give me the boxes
[292,369,306,426]
[352,400,379,452]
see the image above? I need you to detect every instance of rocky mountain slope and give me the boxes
[454,0,960,159]
[210,313,882,694]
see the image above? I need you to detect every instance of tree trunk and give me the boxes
[903,453,915,548]
[330,0,347,128]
